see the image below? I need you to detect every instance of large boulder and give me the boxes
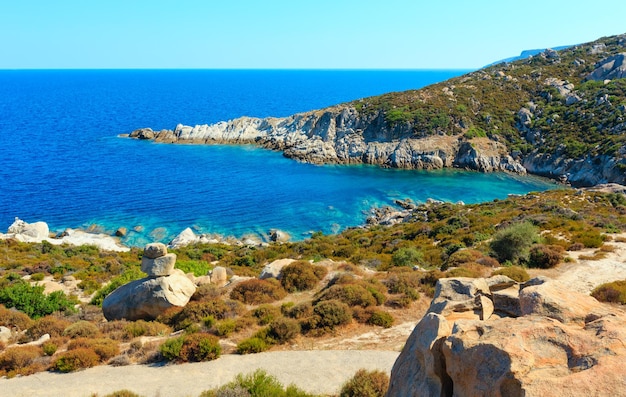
[387,277,626,397]
[5,218,49,241]
[102,270,196,321]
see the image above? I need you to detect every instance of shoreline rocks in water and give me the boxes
[0,217,130,252]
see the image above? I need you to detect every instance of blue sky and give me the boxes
[2,0,625,69]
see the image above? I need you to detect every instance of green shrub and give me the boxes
[159,336,184,361]
[591,280,626,304]
[161,299,244,331]
[214,319,237,337]
[490,222,540,264]
[316,284,377,308]
[160,333,221,363]
[53,347,100,372]
[252,305,281,325]
[283,302,313,319]
[230,279,287,305]
[444,249,483,269]
[367,311,394,328]
[30,273,45,282]
[491,266,530,282]
[124,320,171,338]
[0,280,77,318]
[391,247,423,268]
[527,244,564,269]
[236,337,269,354]
[340,369,390,397]
[102,391,145,397]
[179,333,221,362]
[268,318,301,344]
[575,230,606,248]
[280,261,327,292]
[175,260,211,277]
[42,340,58,356]
[213,369,314,397]
[304,300,352,333]
[63,320,100,338]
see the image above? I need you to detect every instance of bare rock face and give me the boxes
[586,53,626,81]
[386,277,626,397]
[102,270,196,321]
[259,258,296,280]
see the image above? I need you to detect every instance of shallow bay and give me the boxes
[0,70,556,245]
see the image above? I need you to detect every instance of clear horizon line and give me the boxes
[0,67,477,72]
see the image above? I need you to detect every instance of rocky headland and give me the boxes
[129,33,626,187]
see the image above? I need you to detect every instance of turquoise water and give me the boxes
[0,70,557,245]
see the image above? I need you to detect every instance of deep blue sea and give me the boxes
[0,70,557,246]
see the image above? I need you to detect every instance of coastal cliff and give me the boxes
[130,107,525,174]
[130,33,626,186]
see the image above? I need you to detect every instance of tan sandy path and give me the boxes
[0,350,400,397]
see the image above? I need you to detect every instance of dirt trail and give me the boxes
[0,350,399,397]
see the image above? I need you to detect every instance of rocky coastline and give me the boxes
[125,35,626,188]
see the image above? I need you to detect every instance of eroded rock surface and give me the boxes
[386,277,626,397]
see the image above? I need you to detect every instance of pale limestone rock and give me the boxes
[387,277,626,396]
[210,266,228,286]
[519,280,609,324]
[0,326,11,343]
[586,53,626,81]
[141,253,177,277]
[143,242,168,259]
[387,313,453,397]
[169,227,199,248]
[259,258,296,280]
[102,271,196,321]
[6,218,49,241]
[115,227,128,237]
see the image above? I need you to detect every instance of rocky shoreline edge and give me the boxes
[3,184,624,252]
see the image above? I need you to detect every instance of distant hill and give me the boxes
[486,45,573,67]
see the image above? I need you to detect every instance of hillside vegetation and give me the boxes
[351,34,626,179]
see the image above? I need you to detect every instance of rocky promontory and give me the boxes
[130,108,526,175]
[129,33,626,187]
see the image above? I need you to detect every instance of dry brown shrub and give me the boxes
[63,320,100,338]
[25,315,72,341]
[0,304,33,331]
[230,279,287,305]
[0,345,43,377]
[52,347,99,372]
[68,338,119,362]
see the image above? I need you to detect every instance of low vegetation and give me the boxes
[0,187,624,384]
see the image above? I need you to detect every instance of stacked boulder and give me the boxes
[102,243,196,321]
[387,276,626,397]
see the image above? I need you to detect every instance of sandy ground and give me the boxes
[0,350,399,397]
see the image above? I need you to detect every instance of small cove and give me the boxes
[0,69,558,245]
